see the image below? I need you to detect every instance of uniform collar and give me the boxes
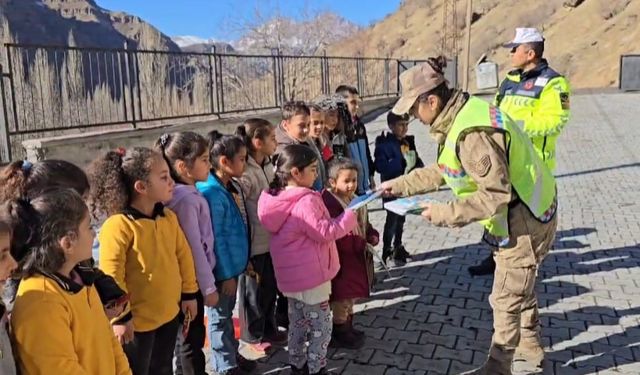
[40,265,96,294]
[429,90,469,145]
[509,59,550,81]
[122,203,166,220]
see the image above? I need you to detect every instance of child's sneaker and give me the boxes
[393,245,411,266]
[236,354,257,372]
[264,330,288,346]
[290,363,309,375]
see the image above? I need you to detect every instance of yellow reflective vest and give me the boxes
[438,96,557,246]
[494,60,570,171]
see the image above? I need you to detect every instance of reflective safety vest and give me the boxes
[494,60,570,172]
[437,96,557,246]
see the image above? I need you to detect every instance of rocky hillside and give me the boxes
[328,0,640,89]
[0,0,179,50]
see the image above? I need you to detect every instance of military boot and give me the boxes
[458,357,512,375]
[468,254,495,276]
[514,337,545,367]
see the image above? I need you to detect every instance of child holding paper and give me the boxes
[374,112,424,266]
[322,159,379,350]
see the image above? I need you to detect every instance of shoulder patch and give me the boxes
[469,155,492,177]
[534,77,549,87]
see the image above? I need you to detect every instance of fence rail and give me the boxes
[0,43,430,162]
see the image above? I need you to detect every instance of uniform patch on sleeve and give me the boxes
[470,155,492,177]
[560,92,570,109]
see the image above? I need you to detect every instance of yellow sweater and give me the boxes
[11,272,131,375]
[99,204,199,332]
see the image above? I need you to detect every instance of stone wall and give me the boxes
[22,97,396,167]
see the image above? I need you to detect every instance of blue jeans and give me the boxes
[206,288,238,373]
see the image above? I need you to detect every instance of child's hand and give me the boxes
[181,299,198,320]
[113,320,134,345]
[221,278,237,296]
[420,202,433,222]
[368,234,380,246]
[204,291,220,307]
[104,303,125,320]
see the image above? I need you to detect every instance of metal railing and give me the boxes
[0,43,418,162]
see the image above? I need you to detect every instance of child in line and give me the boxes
[0,160,127,318]
[275,101,326,191]
[0,214,17,375]
[8,188,131,374]
[235,119,288,356]
[258,144,358,375]
[309,104,329,162]
[374,112,424,266]
[196,131,252,375]
[335,85,375,194]
[313,94,349,161]
[89,148,199,375]
[322,159,379,350]
[154,132,218,375]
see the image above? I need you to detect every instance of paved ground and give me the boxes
[210,92,640,374]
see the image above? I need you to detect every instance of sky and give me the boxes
[97,0,402,41]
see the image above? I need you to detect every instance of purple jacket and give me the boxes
[167,184,216,296]
[257,187,357,293]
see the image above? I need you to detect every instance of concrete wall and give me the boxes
[22,97,397,167]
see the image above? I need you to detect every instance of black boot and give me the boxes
[381,247,392,265]
[312,368,337,375]
[468,254,496,276]
[290,362,309,375]
[393,245,411,266]
[329,322,365,349]
[348,315,365,339]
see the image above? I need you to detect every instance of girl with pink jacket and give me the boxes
[257,144,357,375]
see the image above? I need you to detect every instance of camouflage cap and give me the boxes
[392,62,446,115]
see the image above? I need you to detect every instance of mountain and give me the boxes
[327,0,640,88]
[171,36,236,54]
[174,12,360,56]
[0,0,179,51]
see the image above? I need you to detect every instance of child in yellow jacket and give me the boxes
[88,147,198,375]
[9,188,131,375]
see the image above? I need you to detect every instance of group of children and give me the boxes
[0,85,423,375]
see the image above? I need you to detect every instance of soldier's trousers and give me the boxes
[488,203,558,363]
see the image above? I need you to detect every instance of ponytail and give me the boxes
[153,132,207,184]
[87,147,159,217]
[4,188,87,277]
[207,130,246,171]
[0,160,89,202]
[235,118,274,156]
[269,144,317,193]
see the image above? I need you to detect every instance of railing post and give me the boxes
[207,45,216,114]
[133,49,143,122]
[5,45,20,134]
[270,48,280,107]
[396,60,401,94]
[0,63,12,162]
[123,42,137,128]
[321,50,329,95]
[384,59,390,95]
[356,58,363,96]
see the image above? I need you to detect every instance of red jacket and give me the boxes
[322,190,379,301]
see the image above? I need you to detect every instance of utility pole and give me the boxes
[462,0,473,91]
[441,0,458,60]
